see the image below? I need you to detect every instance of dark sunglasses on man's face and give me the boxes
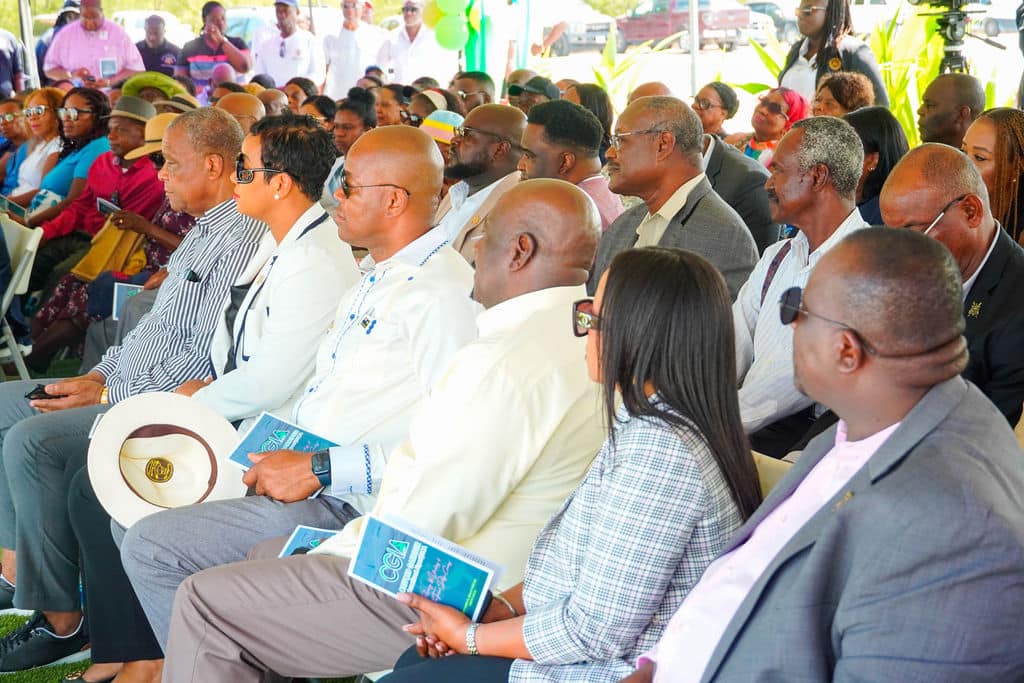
[338,172,411,199]
[778,286,880,355]
[572,298,601,337]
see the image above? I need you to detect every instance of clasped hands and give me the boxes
[397,588,517,659]
[242,449,321,502]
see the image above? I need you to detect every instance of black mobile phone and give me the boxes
[24,384,64,401]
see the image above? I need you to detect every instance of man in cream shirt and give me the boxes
[159,179,607,683]
[120,126,480,652]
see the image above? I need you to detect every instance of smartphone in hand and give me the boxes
[24,384,65,401]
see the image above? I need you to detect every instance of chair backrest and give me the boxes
[753,451,792,496]
[0,216,43,312]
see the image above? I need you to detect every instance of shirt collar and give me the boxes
[448,173,511,211]
[962,225,999,300]
[279,203,328,250]
[359,224,449,271]
[701,134,716,168]
[833,419,901,456]
[645,172,706,224]
[791,208,866,266]
[476,284,586,338]
[193,197,240,235]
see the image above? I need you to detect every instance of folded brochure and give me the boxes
[228,411,338,471]
[278,525,339,557]
[348,514,502,621]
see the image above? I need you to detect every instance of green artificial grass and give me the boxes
[0,612,90,682]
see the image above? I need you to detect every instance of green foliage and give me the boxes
[592,27,681,112]
[583,0,644,18]
[730,29,786,95]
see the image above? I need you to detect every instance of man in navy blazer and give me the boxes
[621,228,1024,682]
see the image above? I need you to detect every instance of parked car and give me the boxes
[966,0,1019,36]
[111,10,194,49]
[543,0,619,55]
[744,0,801,42]
[617,0,750,51]
[848,0,904,35]
[745,9,779,44]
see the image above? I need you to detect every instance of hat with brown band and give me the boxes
[88,392,246,528]
[124,112,179,160]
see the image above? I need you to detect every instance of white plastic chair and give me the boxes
[0,216,43,381]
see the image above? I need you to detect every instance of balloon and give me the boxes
[468,3,482,31]
[423,0,443,28]
[435,15,470,50]
[437,0,470,15]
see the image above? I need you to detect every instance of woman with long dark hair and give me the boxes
[961,107,1024,243]
[380,247,762,683]
[564,83,613,163]
[778,0,888,107]
[843,105,908,225]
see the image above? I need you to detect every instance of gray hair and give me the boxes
[636,96,704,158]
[167,107,244,162]
[791,117,863,200]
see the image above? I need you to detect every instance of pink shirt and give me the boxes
[641,419,901,683]
[578,173,625,232]
[43,19,144,78]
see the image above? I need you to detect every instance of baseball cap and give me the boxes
[274,0,299,7]
[508,76,559,101]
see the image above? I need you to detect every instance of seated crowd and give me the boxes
[0,0,1021,681]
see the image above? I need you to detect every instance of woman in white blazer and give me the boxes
[179,114,361,424]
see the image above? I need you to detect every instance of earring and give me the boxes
[274,193,280,200]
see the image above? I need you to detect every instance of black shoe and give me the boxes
[0,611,88,672]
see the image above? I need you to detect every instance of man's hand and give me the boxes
[398,592,473,658]
[175,377,213,396]
[143,268,168,290]
[242,449,321,502]
[111,210,150,236]
[618,661,655,683]
[30,378,104,412]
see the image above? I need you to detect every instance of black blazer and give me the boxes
[779,35,889,107]
[705,136,781,254]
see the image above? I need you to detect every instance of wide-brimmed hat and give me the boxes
[122,71,187,101]
[106,95,156,124]
[153,93,200,113]
[124,112,179,160]
[88,392,246,528]
[508,76,559,101]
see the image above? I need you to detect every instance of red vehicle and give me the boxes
[617,0,750,51]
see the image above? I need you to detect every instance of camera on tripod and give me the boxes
[906,0,1002,73]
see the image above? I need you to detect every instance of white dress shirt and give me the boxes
[194,204,360,424]
[634,172,706,247]
[436,176,507,244]
[779,39,819,102]
[291,226,479,513]
[253,28,326,88]
[734,209,867,432]
[323,22,385,99]
[312,285,605,588]
[376,24,459,85]
[641,420,900,683]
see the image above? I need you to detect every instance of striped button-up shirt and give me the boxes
[513,401,744,683]
[91,198,267,403]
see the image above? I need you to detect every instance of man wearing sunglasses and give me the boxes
[733,116,867,458]
[376,0,459,86]
[252,0,326,93]
[323,0,386,99]
[450,71,495,113]
[434,104,526,263]
[622,227,1024,683]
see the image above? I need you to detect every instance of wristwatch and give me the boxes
[465,623,480,656]
[98,386,109,405]
[310,449,331,488]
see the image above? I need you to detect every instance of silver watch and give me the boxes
[465,622,480,656]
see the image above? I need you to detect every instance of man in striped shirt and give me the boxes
[0,107,267,672]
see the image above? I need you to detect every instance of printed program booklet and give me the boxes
[227,411,338,470]
[348,514,502,621]
[112,282,144,321]
[278,525,339,557]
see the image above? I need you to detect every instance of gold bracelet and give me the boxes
[493,592,518,617]
[99,386,109,405]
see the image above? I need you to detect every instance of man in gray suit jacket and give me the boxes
[703,134,780,254]
[622,228,1024,682]
[588,97,757,298]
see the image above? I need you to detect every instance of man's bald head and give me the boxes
[347,125,443,208]
[468,104,527,144]
[258,89,288,117]
[882,143,989,213]
[215,93,265,135]
[472,179,600,308]
[628,82,673,104]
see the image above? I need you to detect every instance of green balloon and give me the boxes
[437,0,470,14]
[435,15,469,50]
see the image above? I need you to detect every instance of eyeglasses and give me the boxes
[234,153,284,185]
[756,96,787,117]
[609,127,664,148]
[692,97,724,111]
[57,107,95,121]
[452,125,519,148]
[795,5,827,15]
[572,298,601,337]
[400,110,423,126]
[455,90,484,100]
[24,105,50,119]
[779,286,878,355]
[0,112,23,123]
[922,194,968,236]
[401,5,421,12]
[339,172,411,199]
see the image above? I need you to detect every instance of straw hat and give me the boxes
[124,112,179,160]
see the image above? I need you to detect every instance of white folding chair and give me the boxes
[0,216,43,381]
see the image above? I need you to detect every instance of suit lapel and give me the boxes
[452,172,519,253]
[704,137,724,183]
[963,229,1011,338]
[701,378,966,682]
[658,178,711,247]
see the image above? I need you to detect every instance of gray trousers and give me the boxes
[0,379,107,611]
[162,537,417,682]
[118,493,360,649]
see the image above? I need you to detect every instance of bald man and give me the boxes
[161,179,609,682]
[434,103,526,263]
[917,73,985,149]
[214,91,265,134]
[258,88,289,117]
[625,227,1024,682]
[122,126,481,657]
[628,81,673,103]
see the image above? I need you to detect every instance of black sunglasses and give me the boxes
[779,286,878,355]
[452,125,520,149]
[338,172,411,199]
[757,96,787,118]
[235,153,283,185]
[572,298,601,337]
